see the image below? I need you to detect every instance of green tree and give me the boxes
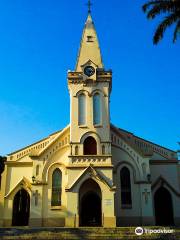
[0,156,6,187]
[0,156,6,175]
[142,0,180,44]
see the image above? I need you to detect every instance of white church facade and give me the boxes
[0,12,180,228]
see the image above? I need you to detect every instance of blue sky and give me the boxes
[0,0,179,155]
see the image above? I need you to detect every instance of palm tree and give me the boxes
[142,0,180,44]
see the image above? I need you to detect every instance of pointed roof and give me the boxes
[75,14,103,71]
[65,165,115,191]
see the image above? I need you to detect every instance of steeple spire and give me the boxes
[75,12,103,71]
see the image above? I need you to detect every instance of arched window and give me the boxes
[93,93,101,125]
[78,94,86,125]
[84,136,97,155]
[120,167,132,206]
[51,169,62,206]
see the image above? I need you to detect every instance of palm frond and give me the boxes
[173,19,180,42]
[153,13,179,43]
[146,3,179,19]
[142,0,173,12]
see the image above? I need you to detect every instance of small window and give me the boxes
[120,167,132,207]
[102,145,105,155]
[87,35,93,42]
[75,146,79,155]
[78,94,86,125]
[36,165,40,176]
[51,169,62,206]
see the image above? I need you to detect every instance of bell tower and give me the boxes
[67,12,112,157]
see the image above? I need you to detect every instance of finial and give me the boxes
[87,0,92,13]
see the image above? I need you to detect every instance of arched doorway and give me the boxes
[154,187,174,226]
[83,136,97,155]
[12,188,30,226]
[79,179,102,226]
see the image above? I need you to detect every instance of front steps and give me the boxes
[0,227,179,240]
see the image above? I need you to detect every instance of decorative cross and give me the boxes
[33,190,40,206]
[142,189,150,204]
[87,0,92,13]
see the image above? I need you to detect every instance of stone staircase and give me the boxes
[0,227,179,240]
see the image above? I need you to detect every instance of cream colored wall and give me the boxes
[112,146,142,181]
[114,164,141,217]
[0,161,33,226]
[42,146,70,182]
[6,165,32,193]
[150,164,180,192]
[0,165,8,226]
[112,146,141,217]
[41,164,68,225]
[40,145,70,223]
[112,144,154,225]
[69,81,111,145]
[150,163,180,222]
[65,169,116,227]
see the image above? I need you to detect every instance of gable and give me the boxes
[5,177,31,199]
[66,165,114,191]
[110,123,177,160]
[7,125,70,162]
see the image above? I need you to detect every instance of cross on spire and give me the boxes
[87,0,92,13]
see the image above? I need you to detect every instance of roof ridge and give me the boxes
[110,123,177,154]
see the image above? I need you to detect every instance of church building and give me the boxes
[0,10,180,228]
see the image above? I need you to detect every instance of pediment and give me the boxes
[81,59,98,68]
[152,176,180,197]
[66,165,115,191]
[5,177,31,199]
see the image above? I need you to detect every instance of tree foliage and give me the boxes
[142,0,180,44]
[0,156,6,174]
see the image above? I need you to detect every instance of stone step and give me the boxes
[0,227,179,240]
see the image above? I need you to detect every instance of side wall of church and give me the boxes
[0,159,33,227]
[32,146,70,227]
[150,164,180,225]
[112,145,155,226]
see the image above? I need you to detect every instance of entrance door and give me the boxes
[12,189,30,226]
[79,179,102,226]
[154,187,174,226]
[81,192,101,226]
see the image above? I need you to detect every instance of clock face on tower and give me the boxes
[84,66,95,77]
